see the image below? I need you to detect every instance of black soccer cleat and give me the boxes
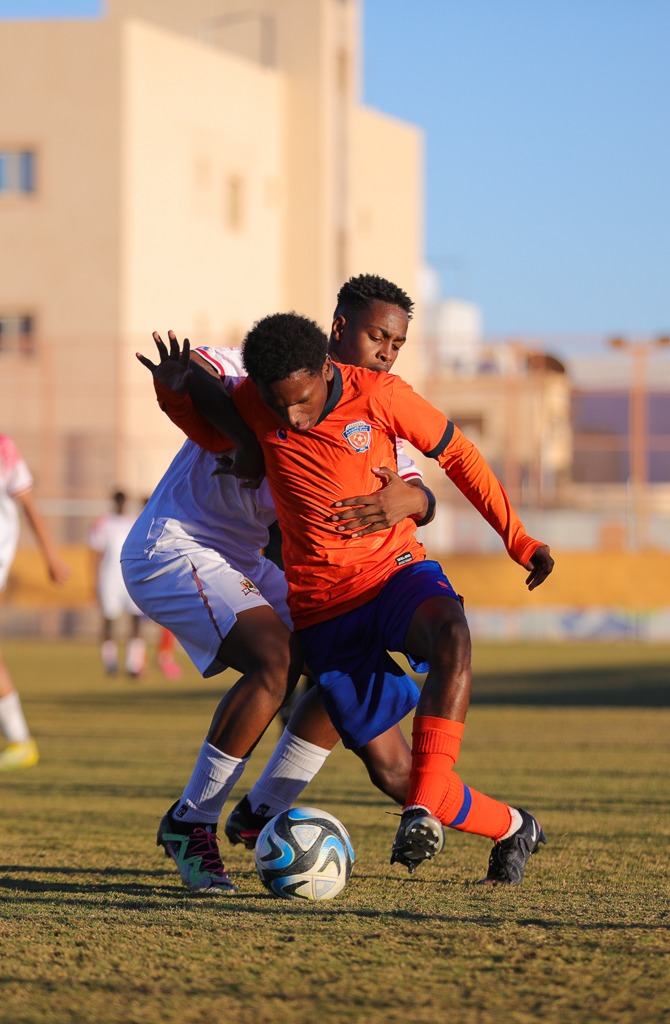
[390,807,445,875]
[478,808,547,886]
[224,795,274,850]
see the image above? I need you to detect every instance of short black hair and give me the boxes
[335,274,414,319]
[242,312,329,388]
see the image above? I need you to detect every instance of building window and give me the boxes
[0,150,35,194]
[0,315,36,357]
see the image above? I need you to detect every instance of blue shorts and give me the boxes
[297,560,460,750]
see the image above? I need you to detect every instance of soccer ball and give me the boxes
[254,807,355,901]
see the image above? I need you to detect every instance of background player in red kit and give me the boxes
[142,315,554,886]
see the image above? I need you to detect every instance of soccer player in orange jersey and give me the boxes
[142,315,554,886]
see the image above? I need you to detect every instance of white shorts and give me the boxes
[121,544,291,679]
[97,572,143,620]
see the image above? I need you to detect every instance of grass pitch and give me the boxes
[1,639,669,1024]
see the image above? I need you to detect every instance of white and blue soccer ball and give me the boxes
[254,807,355,901]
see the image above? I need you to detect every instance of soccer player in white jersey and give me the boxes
[0,434,70,771]
[89,490,146,678]
[125,274,434,893]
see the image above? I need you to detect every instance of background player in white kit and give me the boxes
[0,434,70,771]
[89,490,146,678]
[124,275,432,893]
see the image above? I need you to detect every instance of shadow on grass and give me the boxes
[0,865,258,906]
[53,660,670,710]
[2,868,668,931]
[470,662,670,707]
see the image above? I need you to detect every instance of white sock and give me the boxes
[101,639,118,671]
[174,741,249,824]
[500,806,523,840]
[125,637,146,675]
[246,729,331,818]
[0,691,31,744]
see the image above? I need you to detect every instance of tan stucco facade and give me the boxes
[0,0,424,502]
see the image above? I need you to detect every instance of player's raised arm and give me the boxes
[137,331,263,471]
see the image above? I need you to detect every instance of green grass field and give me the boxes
[1,639,669,1024]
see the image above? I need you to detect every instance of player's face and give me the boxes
[330,300,409,373]
[260,357,334,433]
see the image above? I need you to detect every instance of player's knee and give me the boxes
[247,640,300,702]
[432,613,471,668]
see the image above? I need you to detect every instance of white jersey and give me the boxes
[0,435,33,590]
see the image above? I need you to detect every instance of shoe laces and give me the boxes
[187,827,228,877]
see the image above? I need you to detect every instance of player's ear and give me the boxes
[331,314,346,344]
[323,355,334,381]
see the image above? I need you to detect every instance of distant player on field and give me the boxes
[146,313,554,887]
[0,434,70,771]
[89,490,146,678]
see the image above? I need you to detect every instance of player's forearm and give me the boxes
[436,426,542,566]
[188,363,259,452]
[17,493,59,562]
[154,380,233,453]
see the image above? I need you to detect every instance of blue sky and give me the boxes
[2,0,668,337]
[363,0,670,336]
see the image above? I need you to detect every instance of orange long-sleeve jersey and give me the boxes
[156,365,543,629]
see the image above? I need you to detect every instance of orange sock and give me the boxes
[436,779,512,841]
[159,629,176,656]
[408,715,512,841]
[406,715,465,814]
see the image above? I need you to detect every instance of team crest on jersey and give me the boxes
[240,577,261,598]
[343,420,371,452]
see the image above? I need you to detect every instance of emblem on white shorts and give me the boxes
[240,577,261,597]
[343,420,371,453]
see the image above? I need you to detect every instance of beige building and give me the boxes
[0,0,424,512]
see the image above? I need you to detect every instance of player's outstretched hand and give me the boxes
[525,544,554,590]
[328,467,428,538]
[136,331,192,394]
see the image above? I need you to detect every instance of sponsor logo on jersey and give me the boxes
[240,577,261,597]
[277,428,288,441]
[395,552,414,566]
[343,420,371,452]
